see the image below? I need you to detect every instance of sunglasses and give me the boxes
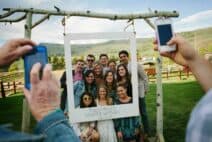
[83,97,91,101]
[87,59,94,62]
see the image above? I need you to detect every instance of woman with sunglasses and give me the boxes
[96,85,117,142]
[74,92,99,142]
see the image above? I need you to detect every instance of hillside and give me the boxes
[42,27,212,58]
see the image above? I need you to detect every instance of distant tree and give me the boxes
[9,61,19,72]
[52,56,59,70]
[60,56,65,68]
[48,56,51,63]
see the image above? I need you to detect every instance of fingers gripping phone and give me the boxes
[23,45,48,89]
[155,18,176,52]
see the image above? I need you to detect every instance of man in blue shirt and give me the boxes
[0,38,80,142]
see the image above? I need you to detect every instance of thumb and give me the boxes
[167,36,177,46]
[23,88,31,103]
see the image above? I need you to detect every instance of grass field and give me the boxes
[0,80,204,142]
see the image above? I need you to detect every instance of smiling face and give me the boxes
[106,72,114,84]
[119,53,129,65]
[118,66,127,77]
[117,85,127,99]
[98,87,107,99]
[108,61,116,72]
[82,94,92,107]
[85,72,95,84]
[75,60,84,72]
[99,55,108,66]
[94,64,102,76]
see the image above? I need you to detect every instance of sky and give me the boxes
[0,0,212,45]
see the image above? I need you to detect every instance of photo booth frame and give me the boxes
[64,32,139,123]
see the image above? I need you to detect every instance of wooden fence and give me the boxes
[0,72,24,98]
[145,67,193,81]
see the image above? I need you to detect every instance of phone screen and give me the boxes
[157,24,173,45]
[24,46,48,89]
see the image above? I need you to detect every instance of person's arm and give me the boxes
[186,54,212,92]
[154,35,212,92]
[137,63,149,93]
[0,38,35,67]
[60,71,66,88]
[23,63,80,142]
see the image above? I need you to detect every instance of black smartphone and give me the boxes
[23,45,48,89]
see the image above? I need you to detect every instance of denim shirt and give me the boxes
[0,109,80,142]
[34,109,80,142]
[0,125,44,142]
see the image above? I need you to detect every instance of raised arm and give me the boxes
[154,35,212,92]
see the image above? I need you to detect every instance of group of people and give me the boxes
[60,51,149,142]
[0,35,211,142]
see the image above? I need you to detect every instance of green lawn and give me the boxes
[0,81,204,142]
[146,80,204,142]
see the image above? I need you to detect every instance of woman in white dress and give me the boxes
[96,85,118,142]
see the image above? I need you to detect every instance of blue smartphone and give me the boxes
[23,45,48,89]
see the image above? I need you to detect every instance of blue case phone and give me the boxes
[23,45,48,89]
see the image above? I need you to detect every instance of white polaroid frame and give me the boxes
[155,18,176,52]
[64,32,139,123]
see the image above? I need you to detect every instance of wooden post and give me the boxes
[1,81,6,98]
[13,81,16,94]
[156,56,165,142]
[21,11,32,132]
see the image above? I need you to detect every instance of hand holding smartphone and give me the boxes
[23,45,48,89]
[155,18,176,52]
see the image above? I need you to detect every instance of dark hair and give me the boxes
[99,53,108,59]
[83,70,97,95]
[83,69,94,80]
[80,92,96,108]
[118,50,129,57]
[83,69,96,84]
[104,70,116,91]
[87,54,95,61]
[117,84,127,90]
[116,64,130,82]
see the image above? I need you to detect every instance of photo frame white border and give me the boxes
[64,32,139,123]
